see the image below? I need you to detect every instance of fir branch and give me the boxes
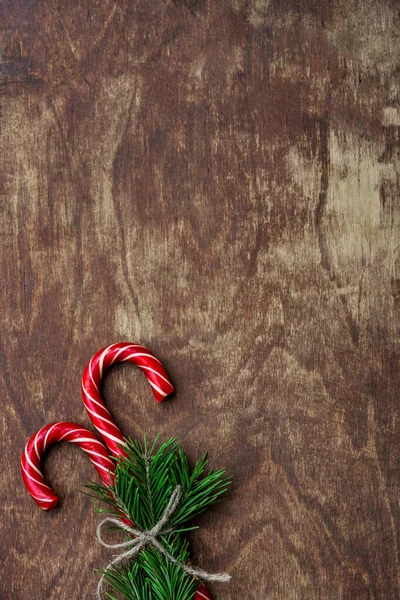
[85,434,231,600]
[100,535,199,600]
[85,435,230,529]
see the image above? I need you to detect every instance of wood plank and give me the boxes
[1,1,399,598]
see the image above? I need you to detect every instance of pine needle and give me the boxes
[84,434,231,600]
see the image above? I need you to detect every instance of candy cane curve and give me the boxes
[82,343,212,600]
[81,342,175,458]
[21,421,114,510]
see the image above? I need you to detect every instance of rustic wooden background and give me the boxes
[1,1,400,598]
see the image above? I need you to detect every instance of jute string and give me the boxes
[96,485,231,599]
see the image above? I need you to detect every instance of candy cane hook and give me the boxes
[82,343,212,600]
[21,422,114,510]
[81,342,174,457]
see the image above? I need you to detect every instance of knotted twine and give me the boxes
[96,485,231,599]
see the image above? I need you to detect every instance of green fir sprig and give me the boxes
[99,535,198,600]
[84,435,231,600]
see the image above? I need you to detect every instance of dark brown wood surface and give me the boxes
[1,1,400,598]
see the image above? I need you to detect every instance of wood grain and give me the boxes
[1,1,399,598]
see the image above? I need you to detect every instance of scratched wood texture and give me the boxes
[1,1,400,598]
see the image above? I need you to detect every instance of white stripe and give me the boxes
[82,385,113,415]
[69,437,111,446]
[123,352,162,365]
[58,428,91,441]
[21,464,52,491]
[110,344,140,364]
[148,379,168,397]
[29,493,54,504]
[196,590,209,600]
[84,449,114,467]
[59,430,109,449]
[89,356,99,391]
[110,446,122,457]
[140,365,171,387]
[83,391,119,426]
[34,433,40,461]
[24,448,42,477]
[43,423,58,451]
[99,344,116,377]
[90,460,112,475]
[85,405,122,431]
[95,426,126,446]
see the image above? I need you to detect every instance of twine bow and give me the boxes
[96,485,231,599]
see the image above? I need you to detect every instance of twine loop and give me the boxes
[96,485,231,599]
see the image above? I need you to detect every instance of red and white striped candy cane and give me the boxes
[82,343,212,600]
[81,342,174,458]
[21,422,114,510]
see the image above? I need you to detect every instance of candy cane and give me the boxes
[81,342,174,457]
[21,422,114,510]
[82,343,212,600]
[195,586,211,600]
